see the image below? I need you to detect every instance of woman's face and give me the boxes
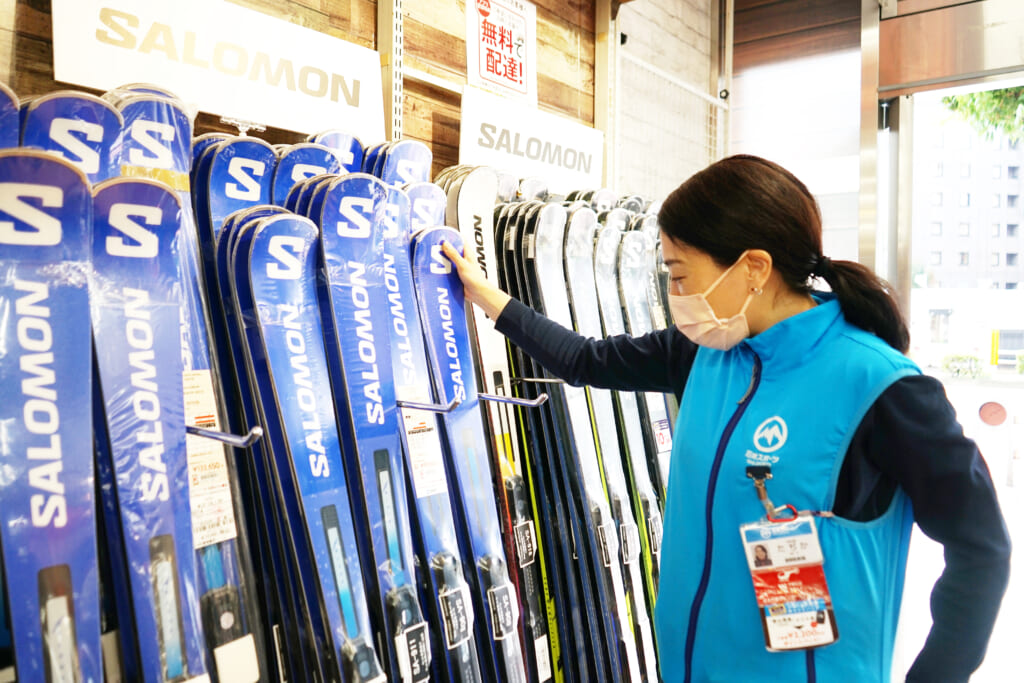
[661,233,751,319]
[755,546,768,560]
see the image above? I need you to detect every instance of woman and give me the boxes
[440,155,1010,682]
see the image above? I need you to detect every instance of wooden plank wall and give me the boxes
[733,0,859,69]
[0,0,596,178]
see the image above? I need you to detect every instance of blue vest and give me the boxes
[654,296,919,683]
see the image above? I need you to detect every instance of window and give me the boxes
[930,251,943,266]
[993,194,1002,208]
[958,222,971,236]
[1009,224,1019,237]
[992,253,1001,267]
[933,161,944,177]
[993,165,1003,179]
[1010,166,1020,179]
[959,193,971,207]
[1009,195,1019,209]
[959,252,970,266]
[960,163,971,178]
[931,222,943,236]
[1011,139,1021,150]
[1007,282,1019,290]
[993,223,1001,237]
[929,310,951,344]
[1008,253,1019,266]
[931,192,943,207]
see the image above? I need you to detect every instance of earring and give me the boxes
[750,286,763,295]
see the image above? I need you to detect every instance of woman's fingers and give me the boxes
[440,240,466,266]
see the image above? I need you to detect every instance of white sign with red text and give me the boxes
[466,0,537,104]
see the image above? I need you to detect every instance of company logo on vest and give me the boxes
[753,416,788,453]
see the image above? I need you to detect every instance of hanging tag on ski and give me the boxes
[21,91,123,184]
[412,226,528,683]
[317,173,431,683]
[0,150,101,683]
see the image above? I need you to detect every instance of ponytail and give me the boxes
[815,257,909,353]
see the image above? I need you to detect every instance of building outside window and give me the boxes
[961,163,971,177]
[1009,224,1019,237]
[1007,282,1018,290]
[931,222,943,236]
[930,251,943,266]
[929,309,951,343]
[960,192,971,207]
[992,194,1002,208]
[959,222,971,236]
[1008,253,1019,266]
[992,223,1001,237]
[1009,194,1019,209]
[992,252,1001,267]
[932,192,943,206]
[993,164,1002,179]
[1009,165,1020,179]
[959,252,970,266]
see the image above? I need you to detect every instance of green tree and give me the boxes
[942,87,1024,142]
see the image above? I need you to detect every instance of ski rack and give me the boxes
[511,376,565,386]
[479,393,550,407]
[219,115,267,137]
[395,397,461,413]
[185,424,264,448]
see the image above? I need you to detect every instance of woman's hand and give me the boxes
[440,240,511,320]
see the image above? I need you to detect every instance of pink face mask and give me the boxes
[668,252,753,351]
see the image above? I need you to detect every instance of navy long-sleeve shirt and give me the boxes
[494,297,1010,682]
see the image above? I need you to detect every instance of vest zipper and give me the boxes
[683,354,762,683]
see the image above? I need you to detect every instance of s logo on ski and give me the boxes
[337,196,373,238]
[266,235,305,280]
[106,203,161,258]
[0,183,64,246]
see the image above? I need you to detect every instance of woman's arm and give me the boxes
[849,375,1011,682]
[441,240,696,394]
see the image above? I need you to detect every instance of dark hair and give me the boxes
[657,154,909,352]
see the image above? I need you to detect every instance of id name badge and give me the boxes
[739,514,839,651]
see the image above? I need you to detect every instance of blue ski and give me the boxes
[412,226,528,683]
[21,91,123,184]
[0,150,101,683]
[90,176,207,683]
[382,186,484,682]
[314,173,431,683]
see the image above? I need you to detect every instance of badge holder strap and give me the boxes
[745,466,833,522]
